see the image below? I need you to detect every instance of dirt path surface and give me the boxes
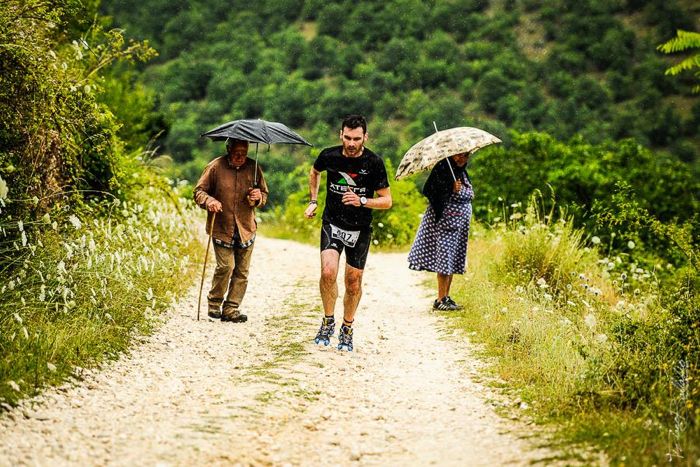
[0,236,560,466]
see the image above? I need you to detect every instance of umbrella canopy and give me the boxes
[201,119,312,146]
[394,127,501,180]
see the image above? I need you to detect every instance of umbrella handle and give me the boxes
[197,212,216,321]
[433,121,457,182]
[446,158,457,182]
[253,143,259,186]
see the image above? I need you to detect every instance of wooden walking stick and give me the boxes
[197,212,217,321]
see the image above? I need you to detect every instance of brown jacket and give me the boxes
[194,155,268,243]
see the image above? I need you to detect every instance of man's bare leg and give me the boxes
[320,249,340,317]
[343,264,364,323]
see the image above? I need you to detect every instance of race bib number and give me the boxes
[330,224,360,248]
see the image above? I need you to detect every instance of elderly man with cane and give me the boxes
[194,138,268,323]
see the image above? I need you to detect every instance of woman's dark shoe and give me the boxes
[445,296,464,310]
[433,297,461,311]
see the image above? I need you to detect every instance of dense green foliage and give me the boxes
[0,1,202,406]
[101,0,700,182]
[471,132,699,262]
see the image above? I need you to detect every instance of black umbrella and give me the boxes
[201,118,312,186]
[201,119,312,146]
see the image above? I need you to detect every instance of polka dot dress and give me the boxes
[408,172,473,275]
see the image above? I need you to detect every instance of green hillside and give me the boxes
[101,0,700,183]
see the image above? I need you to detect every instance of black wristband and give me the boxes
[309,200,317,205]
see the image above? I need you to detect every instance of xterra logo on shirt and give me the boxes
[336,171,357,186]
[329,171,367,195]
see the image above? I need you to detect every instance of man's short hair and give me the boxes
[226,138,248,148]
[341,115,367,134]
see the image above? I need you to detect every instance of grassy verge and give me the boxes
[0,188,203,407]
[442,207,698,464]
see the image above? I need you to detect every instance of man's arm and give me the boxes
[341,187,392,209]
[194,164,222,212]
[369,187,392,209]
[304,167,321,218]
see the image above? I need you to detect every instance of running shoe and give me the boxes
[314,316,335,346]
[337,324,353,352]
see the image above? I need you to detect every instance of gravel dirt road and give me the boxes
[0,236,563,466]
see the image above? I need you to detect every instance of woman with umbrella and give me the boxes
[396,125,500,312]
[407,153,473,311]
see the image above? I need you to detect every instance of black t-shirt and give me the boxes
[313,146,390,229]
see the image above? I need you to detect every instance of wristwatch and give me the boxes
[360,196,367,206]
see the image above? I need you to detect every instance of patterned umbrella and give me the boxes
[394,127,501,180]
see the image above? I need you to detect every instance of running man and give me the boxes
[304,115,392,351]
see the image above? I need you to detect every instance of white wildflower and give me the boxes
[21,326,29,339]
[39,285,46,302]
[51,221,58,230]
[21,231,27,247]
[105,313,113,321]
[515,285,525,294]
[386,233,393,239]
[373,239,379,245]
[68,215,82,230]
[501,307,508,313]
[567,300,576,306]
[8,279,15,291]
[8,381,20,392]
[146,287,153,300]
[536,277,548,289]
[377,222,384,228]
[627,240,635,250]
[591,236,601,245]
[509,212,523,220]
[498,197,503,201]
[63,242,73,259]
[543,293,553,301]
[595,333,608,344]
[57,261,66,274]
[47,362,57,372]
[584,313,597,329]
[13,313,22,324]
[510,203,519,208]
[0,175,8,199]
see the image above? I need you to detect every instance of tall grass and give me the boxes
[0,187,202,407]
[446,195,698,464]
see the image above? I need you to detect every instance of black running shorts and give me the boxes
[320,222,372,270]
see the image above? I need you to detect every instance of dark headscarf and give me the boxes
[422,158,470,221]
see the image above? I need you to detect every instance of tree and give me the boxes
[658,30,700,92]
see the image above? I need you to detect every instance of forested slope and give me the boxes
[101,0,700,181]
